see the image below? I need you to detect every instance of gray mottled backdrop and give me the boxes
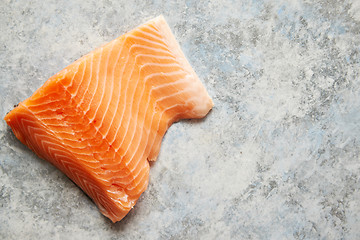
[1,0,359,239]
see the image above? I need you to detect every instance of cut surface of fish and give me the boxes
[4,15,213,222]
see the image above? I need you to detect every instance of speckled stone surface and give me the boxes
[1,0,360,239]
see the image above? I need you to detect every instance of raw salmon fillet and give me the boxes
[4,16,213,222]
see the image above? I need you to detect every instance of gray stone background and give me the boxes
[1,0,359,239]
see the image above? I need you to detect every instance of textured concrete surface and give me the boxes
[1,0,360,239]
